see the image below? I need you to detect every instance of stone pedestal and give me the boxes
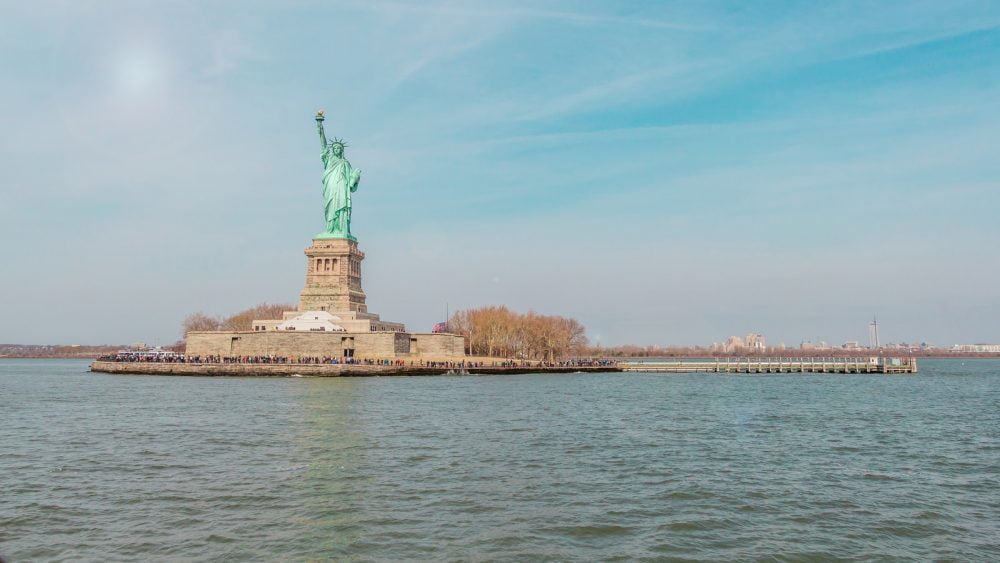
[299,238,368,313]
[193,234,465,359]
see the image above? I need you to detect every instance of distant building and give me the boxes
[723,336,745,353]
[745,333,766,350]
[715,333,766,353]
[882,342,929,352]
[952,344,1000,353]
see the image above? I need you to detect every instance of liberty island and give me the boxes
[86,114,615,375]
[88,112,916,377]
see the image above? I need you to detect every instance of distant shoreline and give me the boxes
[0,345,133,359]
[1,355,110,360]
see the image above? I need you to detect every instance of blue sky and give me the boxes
[1,1,998,346]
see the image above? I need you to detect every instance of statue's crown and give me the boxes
[328,137,347,148]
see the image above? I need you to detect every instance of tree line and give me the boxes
[181,303,293,337]
[447,306,587,361]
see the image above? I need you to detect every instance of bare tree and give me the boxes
[220,303,293,331]
[182,312,221,336]
[181,303,293,337]
[448,306,589,360]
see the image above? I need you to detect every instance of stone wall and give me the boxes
[186,330,465,359]
[394,332,411,355]
[413,333,466,357]
[185,332,237,356]
[300,238,368,313]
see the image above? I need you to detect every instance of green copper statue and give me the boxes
[315,110,360,240]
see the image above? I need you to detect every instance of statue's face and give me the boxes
[332,144,344,157]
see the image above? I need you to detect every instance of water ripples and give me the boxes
[1,359,998,560]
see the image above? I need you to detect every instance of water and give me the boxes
[2,359,998,561]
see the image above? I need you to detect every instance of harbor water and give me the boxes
[2,359,998,560]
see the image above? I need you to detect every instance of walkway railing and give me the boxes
[620,357,917,374]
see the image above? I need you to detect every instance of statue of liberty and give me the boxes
[315,110,360,240]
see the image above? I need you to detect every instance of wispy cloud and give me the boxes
[1,0,998,345]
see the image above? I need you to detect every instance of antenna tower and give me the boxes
[868,315,880,349]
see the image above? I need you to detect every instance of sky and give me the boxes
[1,0,999,347]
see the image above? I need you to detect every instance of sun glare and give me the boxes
[113,50,164,96]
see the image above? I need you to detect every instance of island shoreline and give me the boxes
[89,360,620,377]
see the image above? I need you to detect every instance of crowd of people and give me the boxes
[98,352,187,363]
[99,353,407,365]
[486,358,619,368]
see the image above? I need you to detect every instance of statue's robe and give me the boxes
[321,147,360,235]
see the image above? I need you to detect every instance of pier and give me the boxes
[620,357,917,374]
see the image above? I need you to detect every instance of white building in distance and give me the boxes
[952,344,1000,353]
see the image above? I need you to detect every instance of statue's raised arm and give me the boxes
[316,110,328,150]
